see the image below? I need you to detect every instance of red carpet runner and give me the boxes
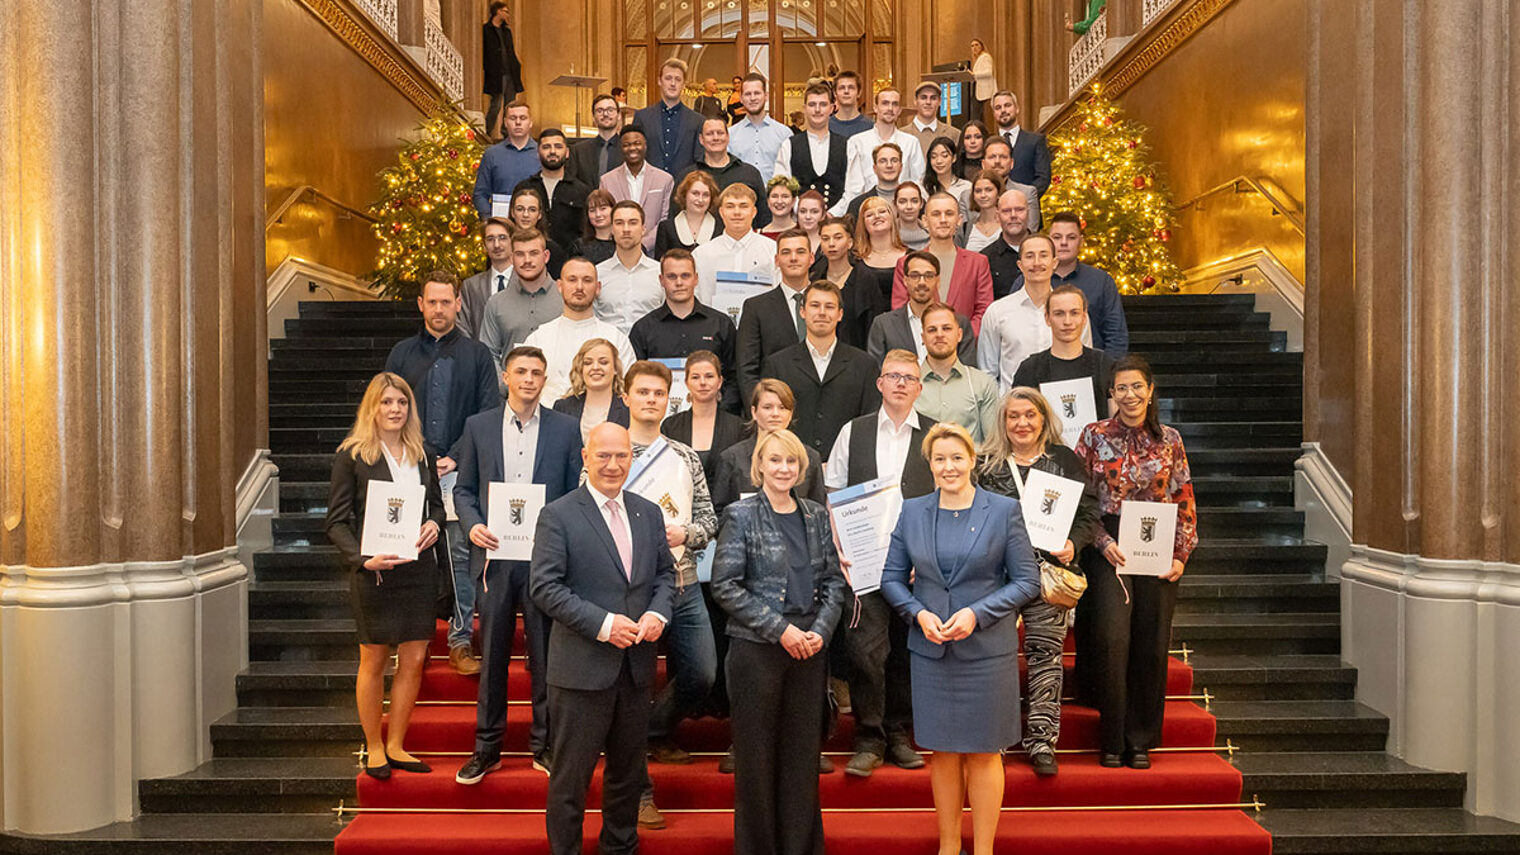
[335,620,1271,854]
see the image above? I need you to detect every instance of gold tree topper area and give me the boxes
[369,103,487,299]
[1045,83,1182,294]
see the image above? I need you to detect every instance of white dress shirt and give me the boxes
[806,336,837,381]
[489,263,513,294]
[594,253,665,334]
[586,483,668,641]
[844,129,926,201]
[1000,126,1021,150]
[773,130,832,182]
[500,404,542,486]
[824,408,922,490]
[523,315,639,402]
[977,288,1093,392]
[729,114,793,180]
[906,310,927,361]
[625,166,646,202]
[381,445,422,487]
[692,230,778,304]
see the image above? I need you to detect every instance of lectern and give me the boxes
[924,66,976,129]
[549,73,607,138]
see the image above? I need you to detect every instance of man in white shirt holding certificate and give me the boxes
[619,360,720,828]
[824,349,933,778]
[451,346,586,785]
[692,183,777,306]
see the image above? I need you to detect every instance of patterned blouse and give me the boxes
[1074,417,1198,564]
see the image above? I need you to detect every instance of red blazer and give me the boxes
[890,248,995,334]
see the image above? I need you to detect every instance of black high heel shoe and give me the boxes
[386,754,432,774]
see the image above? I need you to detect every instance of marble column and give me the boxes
[0,0,263,834]
[1330,0,1520,822]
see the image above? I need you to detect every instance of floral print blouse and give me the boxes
[1074,417,1199,564]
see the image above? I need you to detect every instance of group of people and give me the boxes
[329,55,1197,855]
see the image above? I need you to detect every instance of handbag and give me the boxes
[1007,456,1087,609]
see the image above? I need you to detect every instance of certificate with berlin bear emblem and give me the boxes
[1117,500,1179,576]
[487,482,546,562]
[361,480,426,560]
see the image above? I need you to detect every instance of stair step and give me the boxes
[1190,475,1296,507]
[1261,807,1520,854]
[139,757,357,813]
[252,546,344,581]
[1128,328,1281,345]
[1209,700,1388,752]
[1185,448,1302,477]
[1196,507,1307,538]
[297,301,412,317]
[1173,612,1340,655]
[0,813,339,854]
[209,707,363,757]
[1185,540,1328,573]
[1122,294,1258,309]
[284,318,419,337]
[249,619,360,661]
[1177,574,1339,614]
[249,580,350,621]
[1234,752,1465,809]
[1189,654,1356,701]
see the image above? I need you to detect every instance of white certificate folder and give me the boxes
[360,480,426,561]
[486,482,546,562]
[827,476,904,595]
[1116,500,1179,576]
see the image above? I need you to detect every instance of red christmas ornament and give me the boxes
[470,161,480,170]
[1142,275,1155,287]
[465,129,475,141]
[1104,117,1113,126]
[1079,122,1088,132]
[1128,139,1138,149]
[1078,218,1088,229]
[458,225,470,236]
[1132,176,1145,189]
[448,149,459,159]
[1052,175,1062,185]
[409,152,420,161]
[459,193,470,204]
[391,199,402,209]
[391,222,404,233]
[1160,229,1172,242]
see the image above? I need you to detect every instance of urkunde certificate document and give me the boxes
[486,482,546,562]
[1117,500,1179,576]
[361,480,426,560]
[1040,376,1099,448]
[626,436,694,562]
[827,476,904,595]
[1018,468,1084,553]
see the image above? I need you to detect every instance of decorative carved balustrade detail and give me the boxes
[1143,0,1179,27]
[1068,10,1108,96]
[424,18,464,103]
[353,0,398,40]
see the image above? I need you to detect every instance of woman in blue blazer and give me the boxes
[711,428,848,855]
[881,422,1042,855]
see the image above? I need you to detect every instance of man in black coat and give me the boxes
[483,2,524,140]
[512,129,591,251]
[760,279,881,461]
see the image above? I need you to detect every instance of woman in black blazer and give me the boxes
[711,428,848,855]
[975,387,1102,777]
[326,372,446,780]
[711,378,826,514]
[661,350,748,485]
[652,170,723,257]
[551,337,630,440]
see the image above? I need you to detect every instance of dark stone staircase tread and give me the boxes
[1188,653,1351,676]
[249,580,346,593]
[0,813,340,853]
[1209,700,1388,730]
[142,757,357,791]
[250,618,356,633]
[243,661,361,677]
[1235,752,1464,784]
[1260,807,1520,851]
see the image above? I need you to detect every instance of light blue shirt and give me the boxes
[728,115,793,181]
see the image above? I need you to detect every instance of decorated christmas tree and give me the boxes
[1044,83,1181,294]
[369,105,487,298]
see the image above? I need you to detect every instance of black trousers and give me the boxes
[546,659,651,855]
[844,591,913,753]
[473,560,551,756]
[727,637,828,855]
[1076,521,1179,755]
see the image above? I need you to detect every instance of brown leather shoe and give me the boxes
[449,646,480,676]
[638,799,666,829]
[649,738,692,765]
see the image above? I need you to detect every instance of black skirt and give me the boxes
[350,560,436,645]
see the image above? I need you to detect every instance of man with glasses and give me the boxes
[868,250,976,366]
[824,348,933,777]
[570,94,625,186]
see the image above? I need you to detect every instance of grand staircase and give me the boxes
[9,294,1520,854]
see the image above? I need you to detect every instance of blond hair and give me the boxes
[921,421,975,461]
[853,196,906,252]
[977,387,1064,478]
[338,372,427,466]
[750,428,810,491]
[566,338,625,398]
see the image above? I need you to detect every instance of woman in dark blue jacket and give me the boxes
[711,428,848,855]
[881,422,1041,855]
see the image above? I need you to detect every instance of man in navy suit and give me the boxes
[990,91,1051,202]
[531,421,677,855]
[632,57,704,175]
[451,346,585,785]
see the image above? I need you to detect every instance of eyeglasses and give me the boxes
[903,271,936,282]
[881,372,921,386]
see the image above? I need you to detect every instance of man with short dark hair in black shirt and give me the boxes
[513,128,592,253]
[981,186,1033,300]
[1011,284,1116,425]
[629,249,741,413]
[383,269,501,674]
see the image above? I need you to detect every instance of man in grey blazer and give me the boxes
[530,422,676,855]
[459,217,514,340]
[867,251,978,366]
